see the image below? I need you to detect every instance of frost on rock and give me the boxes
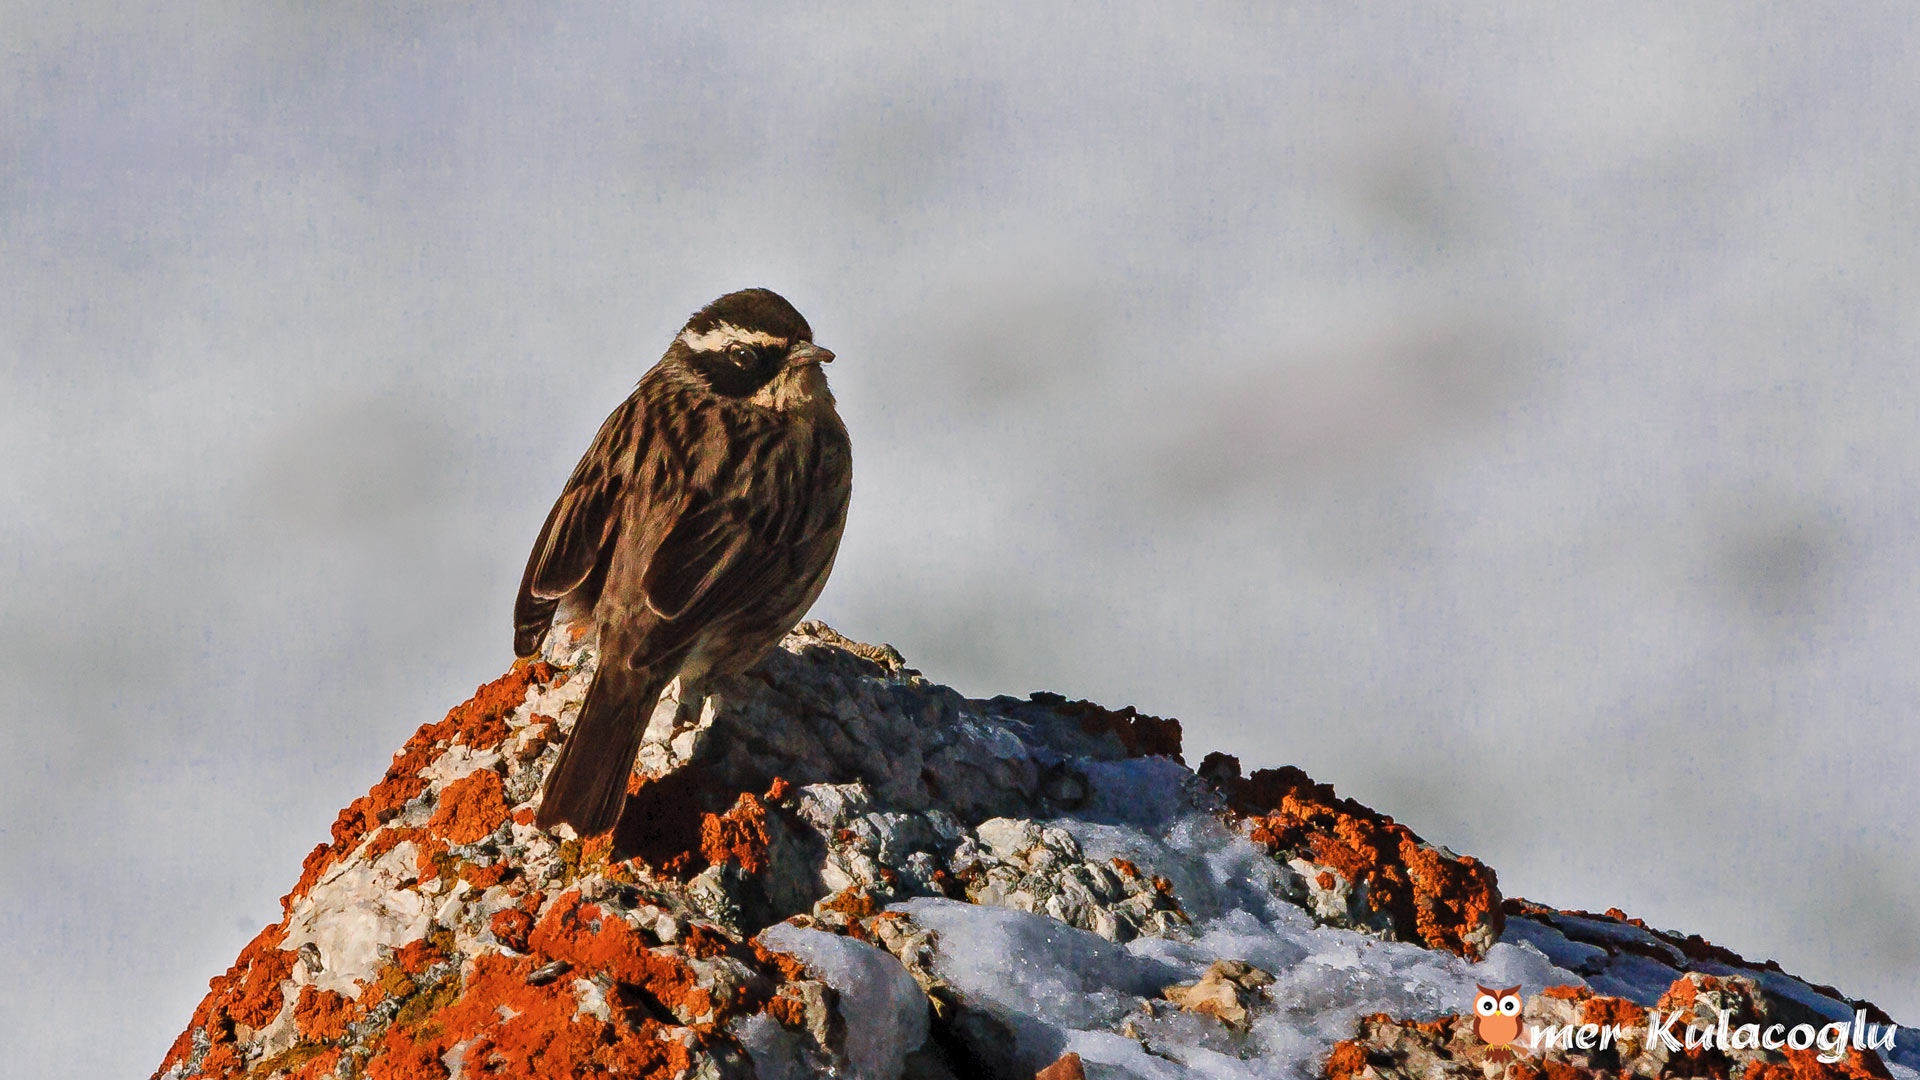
[155,623,1915,1080]
[756,924,930,1080]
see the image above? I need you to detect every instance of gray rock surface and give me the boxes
[155,624,1912,1080]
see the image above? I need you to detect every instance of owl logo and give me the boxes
[1473,985,1524,1049]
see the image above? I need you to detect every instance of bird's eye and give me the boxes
[1476,997,1498,1016]
[729,344,755,365]
[1500,996,1521,1016]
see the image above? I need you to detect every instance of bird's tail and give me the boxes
[534,660,672,837]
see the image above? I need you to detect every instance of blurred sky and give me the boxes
[4,3,1918,1076]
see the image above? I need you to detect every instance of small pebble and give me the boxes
[526,959,572,986]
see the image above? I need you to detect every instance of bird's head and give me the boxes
[670,288,834,408]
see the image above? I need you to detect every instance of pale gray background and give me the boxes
[4,3,1916,1076]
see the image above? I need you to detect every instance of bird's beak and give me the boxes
[787,341,834,366]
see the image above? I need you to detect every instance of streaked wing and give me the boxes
[640,429,851,632]
[512,393,645,655]
[640,495,756,620]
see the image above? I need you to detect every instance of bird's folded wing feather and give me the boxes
[640,496,757,621]
[641,436,850,626]
[513,395,646,652]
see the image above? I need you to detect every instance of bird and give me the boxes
[1473,984,1524,1050]
[513,288,851,838]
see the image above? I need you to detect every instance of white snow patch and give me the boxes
[891,797,1589,1080]
[758,923,929,1080]
[733,1013,817,1080]
[903,898,1177,1020]
[1065,1028,1192,1079]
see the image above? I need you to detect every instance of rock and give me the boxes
[1035,1051,1087,1079]
[1199,752,1504,960]
[153,625,1914,1080]
[1162,959,1276,1028]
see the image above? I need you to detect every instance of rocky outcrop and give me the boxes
[155,624,1913,1080]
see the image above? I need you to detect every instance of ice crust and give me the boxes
[861,756,1586,1079]
[758,923,931,1080]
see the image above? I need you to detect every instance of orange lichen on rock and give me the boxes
[450,659,558,749]
[362,1025,450,1080]
[292,985,354,1042]
[816,887,882,919]
[528,892,714,1021]
[1751,1049,1894,1080]
[614,774,805,884]
[765,991,811,1029]
[511,713,563,761]
[384,951,694,1080]
[1328,1037,1374,1080]
[680,922,735,960]
[1210,759,1502,958]
[459,859,511,888]
[1037,1051,1089,1080]
[1056,698,1185,762]
[753,940,813,983]
[196,1043,241,1076]
[362,963,419,1008]
[158,923,299,1074]
[1324,1039,1370,1080]
[281,662,555,915]
[395,931,453,975]
[699,792,773,874]
[1399,843,1501,958]
[610,764,720,874]
[1529,983,1648,1031]
[1328,1010,1552,1080]
[361,825,423,865]
[1322,1016,1486,1080]
[1582,993,1646,1030]
[227,935,297,1031]
[158,661,586,1075]
[1657,973,1714,1012]
[427,768,510,845]
[286,1047,343,1079]
[412,835,454,883]
[490,907,534,953]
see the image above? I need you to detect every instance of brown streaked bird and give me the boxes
[514,288,851,838]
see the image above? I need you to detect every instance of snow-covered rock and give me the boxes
[155,624,1916,1080]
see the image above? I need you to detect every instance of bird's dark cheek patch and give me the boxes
[688,354,777,399]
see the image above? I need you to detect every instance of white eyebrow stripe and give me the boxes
[679,323,786,352]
